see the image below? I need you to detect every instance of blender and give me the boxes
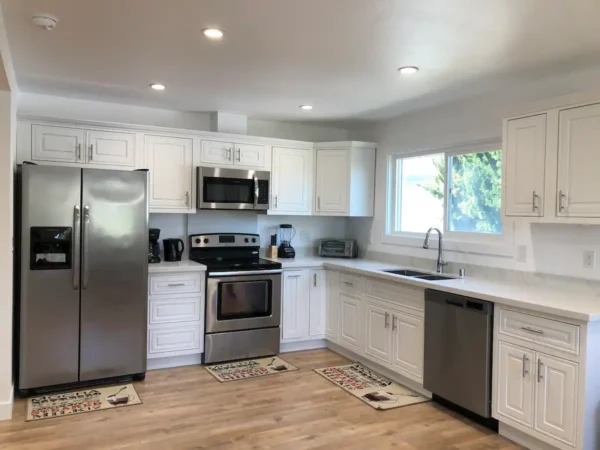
[277,224,296,258]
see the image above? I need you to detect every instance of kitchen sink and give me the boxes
[383,269,432,277]
[417,274,455,281]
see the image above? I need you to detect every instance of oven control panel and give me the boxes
[190,233,259,248]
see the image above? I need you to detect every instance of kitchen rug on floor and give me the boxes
[205,356,298,382]
[26,384,142,421]
[314,363,429,410]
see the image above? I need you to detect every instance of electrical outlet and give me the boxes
[583,250,596,269]
[298,230,310,243]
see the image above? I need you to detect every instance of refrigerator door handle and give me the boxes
[82,205,90,289]
[73,205,81,290]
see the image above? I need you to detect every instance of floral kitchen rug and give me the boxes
[205,356,298,382]
[26,384,142,421]
[314,363,429,410]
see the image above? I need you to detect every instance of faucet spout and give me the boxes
[423,227,447,273]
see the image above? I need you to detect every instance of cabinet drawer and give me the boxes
[149,273,203,296]
[148,323,202,357]
[339,273,366,294]
[366,279,424,315]
[149,296,201,324]
[498,309,580,355]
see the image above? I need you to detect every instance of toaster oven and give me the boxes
[318,239,358,258]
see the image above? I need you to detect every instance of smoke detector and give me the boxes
[32,14,58,31]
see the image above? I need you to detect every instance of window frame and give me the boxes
[384,139,513,257]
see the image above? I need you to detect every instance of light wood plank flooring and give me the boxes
[0,349,522,449]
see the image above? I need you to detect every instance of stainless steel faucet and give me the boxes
[423,227,448,273]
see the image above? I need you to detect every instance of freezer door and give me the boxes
[19,165,82,389]
[79,169,148,381]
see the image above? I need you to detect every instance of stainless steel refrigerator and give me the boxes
[17,164,149,393]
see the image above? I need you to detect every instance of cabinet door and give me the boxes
[87,130,136,167]
[496,342,535,428]
[339,292,363,351]
[234,143,266,168]
[145,135,193,211]
[325,271,340,342]
[505,115,546,216]
[308,269,326,338]
[271,147,313,214]
[557,103,600,217]
[281,270,310,341]
[535,353,578,446]
[391,310,424,380]
[315,149,349,214]
[201,140,234,165]
[365,301,392,365]
[32,125,85,163]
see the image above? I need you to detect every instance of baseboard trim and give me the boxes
[0,386,13,421]
[280,339,327,353]
[147,353,202,371]
[326,341,432,398]
[499,423,561,450]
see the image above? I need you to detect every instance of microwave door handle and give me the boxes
[253,176,259,209]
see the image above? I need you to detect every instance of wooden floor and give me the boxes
[0,349,522,450]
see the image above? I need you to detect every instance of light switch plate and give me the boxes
[583,250,596,269]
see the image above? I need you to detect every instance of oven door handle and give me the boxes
[210,269,282,276]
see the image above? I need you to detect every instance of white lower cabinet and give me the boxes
[339,292,364,352]
[494,308,580,449]
[281,268,327,343]
[365,300,392,364]
[391,310,424,380]
[325,271,340,342]
[147,271,204,360]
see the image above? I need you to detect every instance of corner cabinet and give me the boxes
[314,142,376,217]
[145,135,194,213]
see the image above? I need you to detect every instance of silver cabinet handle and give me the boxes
[253,177,259,209]
[522,354,529,377]
[317,196,321,210]
[237,148,241,162]
[537,359,544,383]
[384,312,390,328]
[532,191,539,211]
[521,326,544,335]
[168,283,185,287]
[227,148,232,161]
[313,273,317,287]
[77,143,81,160]
[558,190,566,212]
[89,144,93,161]
[82,205,90,290]
[185,191,189,206]
[274,195,278,209]
[73,205,81,290]
[392,314,397,331]
[343,280,353,286]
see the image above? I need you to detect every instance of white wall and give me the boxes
[348,86,600,280]
[17,93,355,142]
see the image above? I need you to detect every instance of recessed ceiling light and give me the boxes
[149,83,166,91]
[203,28,224,39]
[300,105,313,111]
[398,66,419,75]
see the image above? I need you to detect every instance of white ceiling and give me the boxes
[3,0,600,122]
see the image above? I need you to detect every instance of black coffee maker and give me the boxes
[149,228,161,263]
[163,238,185,262]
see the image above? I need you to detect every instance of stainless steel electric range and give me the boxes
[189,233,282,364]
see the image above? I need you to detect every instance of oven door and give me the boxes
[206,271,281,333]
[197,167,270,211]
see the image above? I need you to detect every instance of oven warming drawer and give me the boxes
[203,328,280,364]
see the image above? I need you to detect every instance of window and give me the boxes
[389,146,502,237]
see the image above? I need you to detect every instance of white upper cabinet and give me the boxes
[86,130,136,167]
[235,143,266,168]
[145,135,194,212]
[200,140,233,165]
[271,146,313,215]
[32,125,85,163]
[314,142,376,217]
[557,103,600,217]
[504,114,546,217]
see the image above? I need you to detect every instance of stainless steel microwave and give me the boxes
[196,167,270,211]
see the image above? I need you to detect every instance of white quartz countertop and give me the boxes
[268,256,600,322]
[148,260,207,273]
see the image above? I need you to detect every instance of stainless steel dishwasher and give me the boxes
[423,289,494,419]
